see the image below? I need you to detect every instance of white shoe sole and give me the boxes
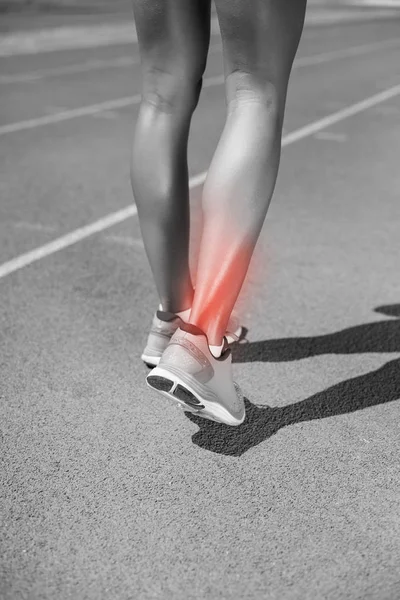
[146,365,245,427]
[141,352,161,368]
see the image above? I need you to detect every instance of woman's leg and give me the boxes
[190,0,307,345]
[131,0,211,313]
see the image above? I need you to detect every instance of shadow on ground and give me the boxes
[186,304,400,456]
[231,304,400,364]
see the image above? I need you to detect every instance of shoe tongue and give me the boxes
[156,310,179,322]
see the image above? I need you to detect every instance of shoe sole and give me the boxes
[146,365,245,427]
[142,325,244,369]
[141,352,161,368]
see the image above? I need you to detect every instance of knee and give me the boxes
[141,67,204,114]
[226,70,282,120]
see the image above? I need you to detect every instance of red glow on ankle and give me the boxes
[190,226,269,336]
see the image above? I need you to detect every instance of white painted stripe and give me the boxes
[295,37,400,67]
[281,84,400,145]
[350,0,400,6]
[0,95,141,136]
[0,9,398,57]
[0,56,140,84]
[0,18,219,58]
[305,7,398,25]
[0,23,138,57]
[1,37,398,85]
[0,43,223,85]
[1,82,399,280]
[0,206,138,279]
[2,37,399,136]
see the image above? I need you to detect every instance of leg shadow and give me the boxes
[232,304,400,363]
[185,358,400,456]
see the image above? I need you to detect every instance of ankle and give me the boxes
[159,303,191,321]
[175,307,191,321]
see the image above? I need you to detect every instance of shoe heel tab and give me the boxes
[179,326,231,361]
[180,321,207,338]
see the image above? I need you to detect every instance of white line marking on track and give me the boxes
[1,38,399,136]
[0,18,221,58]
[295,37,400,67]
[0,37,398,86]
[1,81,400,280]
[0,206,138,279]
[0,43,223,85]
[0,56,140,85]
[282,84,400,145]
[0,95,141,136]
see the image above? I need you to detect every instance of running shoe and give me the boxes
[146,323,245,426]
[141,309,243,368]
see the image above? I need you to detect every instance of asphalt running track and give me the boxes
[1,15,400,600]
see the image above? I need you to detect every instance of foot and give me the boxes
[146,323,245,426]
[141,309,244,368]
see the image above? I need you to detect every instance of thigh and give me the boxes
[214,0,307,102]
[132,0,212,85]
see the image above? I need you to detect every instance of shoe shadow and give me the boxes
[185,357,400,456]
[231,304,400,364]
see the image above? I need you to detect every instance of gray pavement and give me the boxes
[1,14,400,600]
[1,2,400,55]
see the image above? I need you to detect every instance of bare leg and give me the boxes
[190,0,307,344]
[131,0,211,313]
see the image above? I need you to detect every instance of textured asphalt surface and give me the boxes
[1,12,400,600]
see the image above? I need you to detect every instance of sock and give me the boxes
[159,304,191,321]
[209,342,224,358]
[176,307,191,321]
[159,304,223,355]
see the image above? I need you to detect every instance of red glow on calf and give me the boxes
[189,217,269,339]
